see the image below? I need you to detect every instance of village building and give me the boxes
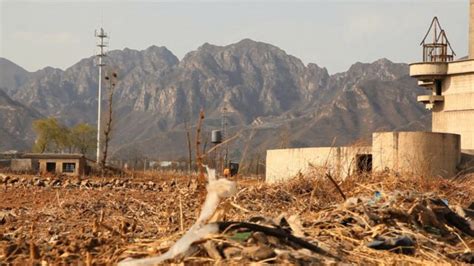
[9,153,87,176]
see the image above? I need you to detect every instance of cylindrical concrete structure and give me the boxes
[470,0,474,58]
[372,132,461,177]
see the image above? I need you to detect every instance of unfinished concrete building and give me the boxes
[409,13,474,153]
[266,2,474,183]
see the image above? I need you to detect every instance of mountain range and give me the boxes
[0,39,430,162]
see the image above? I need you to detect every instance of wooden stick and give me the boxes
[325,172,346,201]
[179,193,184,232]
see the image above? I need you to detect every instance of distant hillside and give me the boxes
[0,39,430,159]
[0,89,43,150]
[0,58,30,95]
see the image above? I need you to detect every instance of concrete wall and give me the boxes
[432,73,474,150]
[470,0,474,59]
[372,132,461,177]
[11,159,38,172]
[266,146,371,183]
[0,159,11,169]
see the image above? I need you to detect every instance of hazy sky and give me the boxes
[0,0,468,74]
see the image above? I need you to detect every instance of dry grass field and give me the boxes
[0,170,473,265]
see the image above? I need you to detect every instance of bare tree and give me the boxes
[182,103,194,174]
[238,129,256,174]
[184,120,193,173]
[195,109,205,183]
[100,71,118,170]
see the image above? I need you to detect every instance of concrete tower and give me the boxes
[470,0,474,59]
[410,2,474,152]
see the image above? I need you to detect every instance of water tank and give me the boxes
[211,130,222,144]
[372,131,461,177]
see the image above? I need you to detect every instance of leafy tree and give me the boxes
[70,123,97,155]
[32,118,69,153]
[32,118,96,155]
[32,118,53,153]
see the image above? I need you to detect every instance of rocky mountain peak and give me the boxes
[0,40,429,159]
[0,57,30,94]
[339,58,408,84]
[0,89,42,150]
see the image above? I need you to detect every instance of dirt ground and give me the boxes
[0,173,206,264]
[0,171,473,265]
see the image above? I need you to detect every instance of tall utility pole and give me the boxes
[95,28,108,163]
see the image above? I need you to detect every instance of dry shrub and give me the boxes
[234,169,474,219]
[338,171,474,206]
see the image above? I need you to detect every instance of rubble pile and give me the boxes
[0,172,473,264]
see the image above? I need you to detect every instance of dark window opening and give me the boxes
[229,162,239,177]
[46,162,56,173]
[356,154,372,173]
[62,163,76,173]
[435,80,442,96]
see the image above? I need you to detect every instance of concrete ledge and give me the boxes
[409,62,448,79]
[417,80,434,87]
[410,59,474,79]
[417,95,444,103]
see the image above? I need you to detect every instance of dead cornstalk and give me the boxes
[325,172,346,201]
[29,224,38,264]
[179,194,184,232]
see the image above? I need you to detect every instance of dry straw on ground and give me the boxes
[0,170,473,264]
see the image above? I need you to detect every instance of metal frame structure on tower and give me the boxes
[420,17,456,62]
